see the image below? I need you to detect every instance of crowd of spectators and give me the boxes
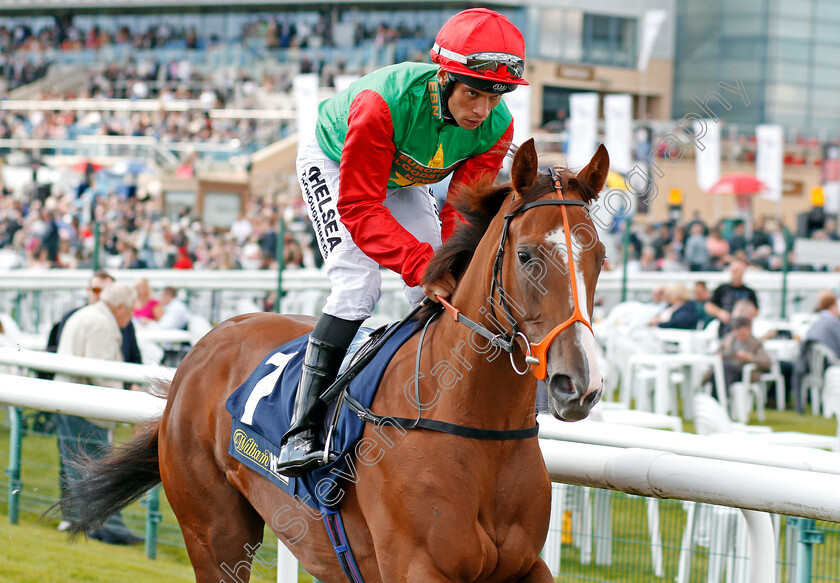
[2,13,427,57]
[620,211,837,275]
[0,178,321,274]
[1,20,201,54]
[0,12,434,164]
[3,169,837,279]
[0,105,281,158]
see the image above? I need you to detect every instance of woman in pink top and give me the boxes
[134,278,163,323]
[706,226,730,269]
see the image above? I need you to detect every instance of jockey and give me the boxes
[278,8,528,476]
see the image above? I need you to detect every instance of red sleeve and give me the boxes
[441,121,514,241]
[336,90,434,288]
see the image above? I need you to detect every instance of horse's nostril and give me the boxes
[549,374,575,397]
[583,387,601,407]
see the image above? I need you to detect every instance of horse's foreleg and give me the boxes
[516,558,554,582]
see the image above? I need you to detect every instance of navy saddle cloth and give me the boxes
[225,320,417,509]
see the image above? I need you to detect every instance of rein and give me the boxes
[342,309,539,441]
[439,167,594,380]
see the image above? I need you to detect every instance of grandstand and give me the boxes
[0,0,837,275]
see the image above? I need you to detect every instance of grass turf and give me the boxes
[0,518,195,583]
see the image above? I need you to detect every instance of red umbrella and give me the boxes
[708,174,770,218]
[707,174,769,195]
[70,160,104,174]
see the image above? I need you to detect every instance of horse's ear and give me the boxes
[575,144,609,202]
[511,138,539,194]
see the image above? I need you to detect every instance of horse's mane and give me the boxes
[416,167,592,324]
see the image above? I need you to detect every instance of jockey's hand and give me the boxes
[422,271,457,303]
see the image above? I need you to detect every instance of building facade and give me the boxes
[673,0,840,138]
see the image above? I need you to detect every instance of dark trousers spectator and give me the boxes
[55,414,141,543]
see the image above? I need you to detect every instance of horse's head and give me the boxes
[502,139,608,421]
[419,139,608,421]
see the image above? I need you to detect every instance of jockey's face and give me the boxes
[439,71,502,130]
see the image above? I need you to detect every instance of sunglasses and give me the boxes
[434,44,525,79]
[89,287,103,294]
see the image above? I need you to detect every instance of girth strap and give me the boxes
[321,505,365,583]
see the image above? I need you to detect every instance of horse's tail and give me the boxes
[58,422,161,537]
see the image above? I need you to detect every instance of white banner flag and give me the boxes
[695,119,720,192]
[604,94,633,174]
[503,84,532,151]
[756,124,783,202]
[293,74,320,151]
[568,93,599,170]
[637,10,667,73]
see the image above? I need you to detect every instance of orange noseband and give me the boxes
[524,175,593,380]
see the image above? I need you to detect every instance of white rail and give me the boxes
[0,347,175,385]
[0,268,832,323]
[538,415,840,475]
[3,375,840,579]
[0,374,163,423]
[0,268,832,296]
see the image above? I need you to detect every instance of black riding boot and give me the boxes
[276,337,346,477]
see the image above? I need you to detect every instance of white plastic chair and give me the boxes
[187,315,213,346]
[760,359,787,412]
[729,363,767,424]
[801,342,839,416]
[692,393,773,436]
[823,367,840,450]
[694,319,721,354]
[0,312,22,344]
[138,340,165,366]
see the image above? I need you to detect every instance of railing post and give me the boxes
[33,289,41,332]
[780,225,790,319]
[276,543,298,582]
[210,289,221,324]
[620,217,630,302]
[5,406,23,525]
[790,516,825,583]
[741,509,776,583]
[275,220,285,313]
[92,221,101,272]
[142,485,162,559]
[12,291,22,329]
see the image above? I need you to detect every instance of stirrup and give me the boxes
[277,429,336,477]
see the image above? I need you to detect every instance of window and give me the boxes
[538,9,565,59]
[770,16,811,39]
[581,14,636,67]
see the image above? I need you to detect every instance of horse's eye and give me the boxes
[517,251,531,265]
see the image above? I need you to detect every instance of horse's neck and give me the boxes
[422,275,537,430]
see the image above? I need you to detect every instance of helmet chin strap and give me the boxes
[439,74,458,126]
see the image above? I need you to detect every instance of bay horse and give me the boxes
[61,139,609,582]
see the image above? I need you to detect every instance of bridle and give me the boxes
[439,167,595,380]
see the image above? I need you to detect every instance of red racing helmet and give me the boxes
[430,8,528,94]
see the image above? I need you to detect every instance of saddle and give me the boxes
[224,319,418,508]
